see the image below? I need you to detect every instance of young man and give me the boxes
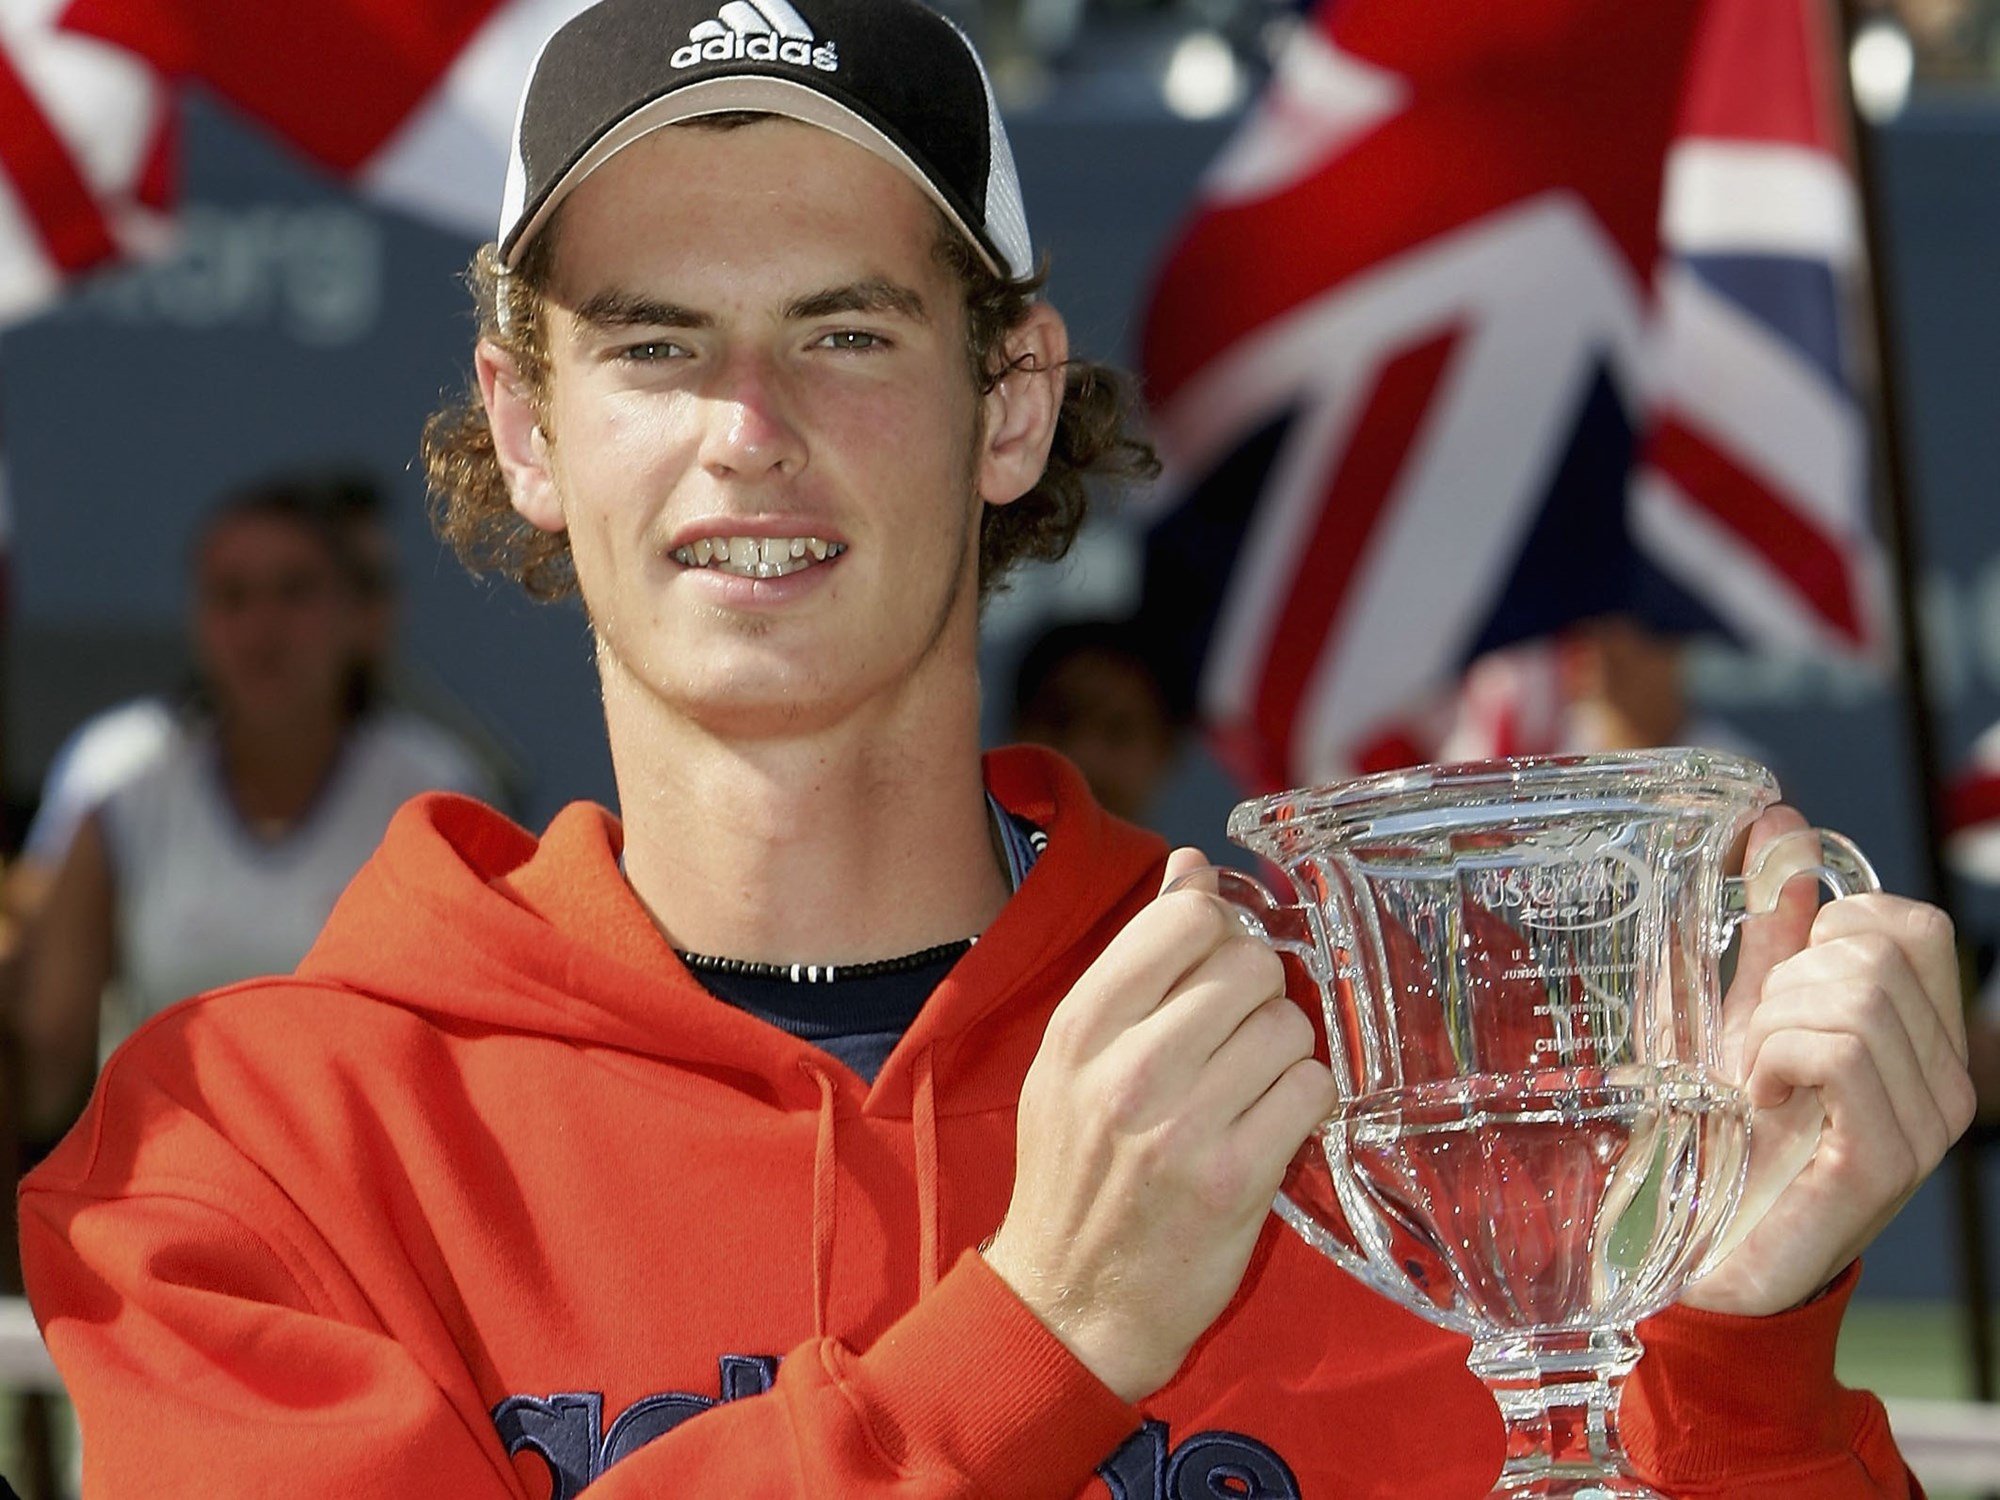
[22,1,1973,1495]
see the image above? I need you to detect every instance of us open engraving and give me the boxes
[1467,840,1654,933]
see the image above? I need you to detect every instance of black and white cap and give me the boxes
[498,0,1032,281]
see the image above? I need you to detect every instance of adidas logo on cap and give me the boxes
[502,0,1035,285]
[671,0,840,72]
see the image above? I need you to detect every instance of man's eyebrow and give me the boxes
[571,290,713,330]
[785,279,928,323]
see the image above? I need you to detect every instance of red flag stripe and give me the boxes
[1141,3,1703,409]
[0,40,119,274]
[1211,719,1287,797]
[1675,0,1842,151]
[1949,774,2000,835]
[134,107,179,213]
[63,0,507,173]
[1646,415,1865,645]
[1353,728,1432,776]
[1249,329,1463,785]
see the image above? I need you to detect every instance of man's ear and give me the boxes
[977,301,1069,509]
[476,341,564,533]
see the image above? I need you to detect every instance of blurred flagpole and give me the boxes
[1830,0,1995,1407]
[0,392,55,1498]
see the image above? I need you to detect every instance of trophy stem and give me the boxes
[1467,1328,1663,1499]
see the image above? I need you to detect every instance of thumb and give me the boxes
[1159,845,1215,898]
[1725,806,1818,1026]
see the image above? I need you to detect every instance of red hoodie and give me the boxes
[22,747,1916,1497]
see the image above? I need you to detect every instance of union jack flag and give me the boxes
[1134,0,1884,791]
[0,0,593,326]
[0,0,174,324]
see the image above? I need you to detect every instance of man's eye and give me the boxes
[621,340,689,362]
[816,330,885,352]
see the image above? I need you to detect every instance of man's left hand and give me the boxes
[1682,806,1975,1316]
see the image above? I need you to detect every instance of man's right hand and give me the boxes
[982,848,1338,1404]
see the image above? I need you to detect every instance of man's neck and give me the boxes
[604,665,1013,969]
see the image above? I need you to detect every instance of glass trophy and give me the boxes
[1194,750,1875,1498]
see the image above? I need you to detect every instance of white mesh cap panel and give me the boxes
[945,13,1031,280]
[496,14,568,251]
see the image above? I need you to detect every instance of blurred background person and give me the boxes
[0,474,408,970]
[11,473,493,1147]
[1011,615,1187,825]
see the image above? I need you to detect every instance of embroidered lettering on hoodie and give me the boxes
[492,1360,1304,1497]
[494,1357,779,1498]
[1099,1419,1301,1498]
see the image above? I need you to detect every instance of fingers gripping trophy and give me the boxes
[1190,750,1877,1499]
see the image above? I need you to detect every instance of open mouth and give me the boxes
[671,536,848,581]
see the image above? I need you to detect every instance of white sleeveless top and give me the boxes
[99,711,493,1020]
[24,697,179,866]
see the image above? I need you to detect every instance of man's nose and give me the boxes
[699,353,806,479]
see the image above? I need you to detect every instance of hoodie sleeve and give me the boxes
[1621,1266,1920,1498]
[22,1167,1140,1498]
[584,1252,1143,1495]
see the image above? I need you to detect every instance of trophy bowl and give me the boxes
[1195,749,1875,1498]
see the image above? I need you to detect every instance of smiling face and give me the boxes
[478,118,1064,742]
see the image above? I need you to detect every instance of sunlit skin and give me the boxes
[526,154,983,738]
[478,120,1069,965]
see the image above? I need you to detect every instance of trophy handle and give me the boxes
[1700,827,1882,1273]
[1720,827,1880,939]
[1164,866,1335,983]
[1165,867,1384,1281]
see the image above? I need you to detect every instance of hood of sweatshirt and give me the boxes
[296,743,1169,1120]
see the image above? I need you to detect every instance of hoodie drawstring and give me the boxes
[805,1063,839,1339]
[913,1046,941,1296]
[805,1050,942,1338]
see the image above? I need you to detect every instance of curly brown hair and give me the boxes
[422,140,1158,603]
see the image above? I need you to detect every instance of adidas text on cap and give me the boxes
[498,0,1033,283]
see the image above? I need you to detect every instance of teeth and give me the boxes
[671,535,846,579]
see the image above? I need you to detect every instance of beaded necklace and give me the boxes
[674,937,975,985]
[669,794,1040,987]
